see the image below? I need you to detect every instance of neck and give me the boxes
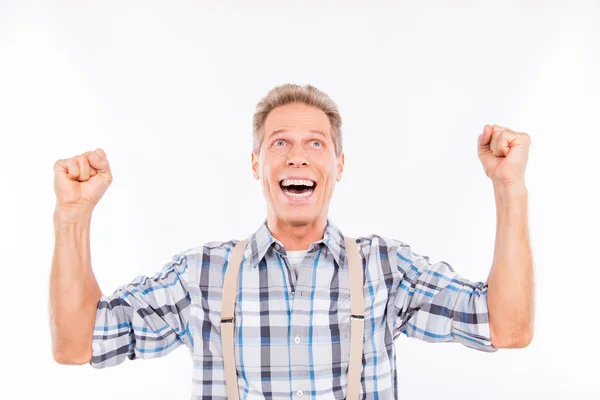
[266,213,328,251]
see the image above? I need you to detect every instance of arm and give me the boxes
[487,181,534,348]
[89,251,193,368]
[50,149,112,364]
[389,125,533,351]
[50,148,194,367]
[477,124,534,348]
[49,209,102,364]
[389,241,497,352]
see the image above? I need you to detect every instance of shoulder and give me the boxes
[352,233,411,257]
[171,239,245,269]
[355,234,446,277]
[348,234,413,282]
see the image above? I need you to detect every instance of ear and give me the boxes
[251,152,259,180]
[336,153,344,182]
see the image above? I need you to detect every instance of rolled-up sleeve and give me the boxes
[89,253,194,368]
[390,241,497,352]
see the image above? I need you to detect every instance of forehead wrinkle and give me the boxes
[264,107,331,140]
[268,128,329,140]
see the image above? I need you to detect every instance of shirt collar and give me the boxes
[243,217,348,270]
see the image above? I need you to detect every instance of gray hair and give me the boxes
[252,83,343,157]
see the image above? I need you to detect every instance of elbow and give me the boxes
[490,323,534,349]
[493,333,533,349]
[52,344,92,365]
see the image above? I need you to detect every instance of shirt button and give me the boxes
[344,330,349,339]
[296,389,304,397]
[294,336,301,344]
[274,243,281,250]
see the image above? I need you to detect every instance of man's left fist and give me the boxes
[478,124,531,185]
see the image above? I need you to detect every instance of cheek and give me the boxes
[261,166,277,193]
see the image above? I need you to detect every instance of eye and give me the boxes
[274,139,285,147]
[311,140,322,147]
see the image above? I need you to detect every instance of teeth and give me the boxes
[281,179,315,187]
[282,187,315,198]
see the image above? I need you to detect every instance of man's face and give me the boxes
[251,102,344,226]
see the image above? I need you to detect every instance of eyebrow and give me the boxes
[268,129,328,139]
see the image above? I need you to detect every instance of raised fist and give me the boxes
[53,148,113,214]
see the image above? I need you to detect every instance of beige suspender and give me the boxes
[221,238,248,400]
[344,236,365,399]
[220,236,364,399]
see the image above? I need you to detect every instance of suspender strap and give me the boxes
[220,238,247,400]
[220,236,364,400]
[344,236,365,400]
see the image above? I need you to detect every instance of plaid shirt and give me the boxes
[90,218,497,399]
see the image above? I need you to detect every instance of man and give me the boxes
[49,84,534,399]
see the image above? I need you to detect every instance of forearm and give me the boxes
[49,208,103,363]
[487,181,534,348]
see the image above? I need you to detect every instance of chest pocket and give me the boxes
[312,293,353,372]
[314,320,352,370]
[188,281,227,359]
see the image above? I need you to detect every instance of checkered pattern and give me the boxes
[90,218,497,399]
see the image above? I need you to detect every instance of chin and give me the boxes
[278,211,316,225]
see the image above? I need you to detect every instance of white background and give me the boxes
[1,0,599,399]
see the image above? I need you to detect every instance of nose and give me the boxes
[286,144,310,166]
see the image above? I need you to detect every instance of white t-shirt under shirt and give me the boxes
[286,249,308,281]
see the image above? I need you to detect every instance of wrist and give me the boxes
[492,180,527,196]
[492,180,528,217]
[53,206,93,226]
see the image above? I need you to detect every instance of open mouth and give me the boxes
[279,179,316,199]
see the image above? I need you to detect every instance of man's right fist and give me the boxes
[53,148,113,214]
